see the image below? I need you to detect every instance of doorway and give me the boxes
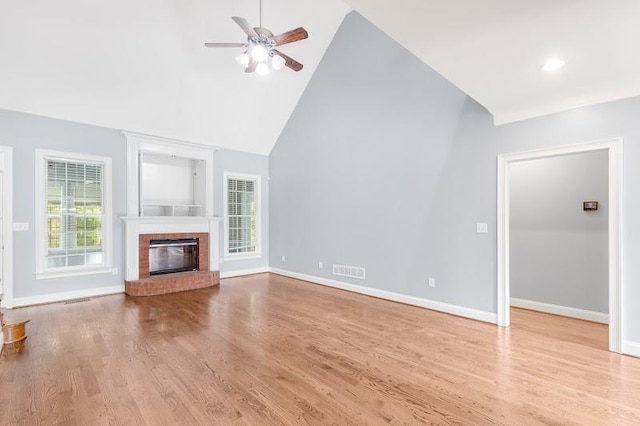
[497,139,622,353]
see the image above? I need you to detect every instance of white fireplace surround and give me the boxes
[122,216,222,281]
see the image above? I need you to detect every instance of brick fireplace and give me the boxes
[122,217,222,296]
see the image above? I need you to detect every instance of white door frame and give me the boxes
[0,146,13,309]
[497,138,622,353]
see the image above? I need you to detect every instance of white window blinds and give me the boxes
[46,160,104,268]
[226,177,257,254]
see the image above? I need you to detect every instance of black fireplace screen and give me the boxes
[149,238,198,276]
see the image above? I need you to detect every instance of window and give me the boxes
[36,150,112,278]
[224,173,260,258]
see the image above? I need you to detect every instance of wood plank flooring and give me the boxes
[1,273,639,425]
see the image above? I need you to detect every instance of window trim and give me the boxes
[35,149,113,279]
[223,172,261,260]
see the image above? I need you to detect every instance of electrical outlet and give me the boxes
[12,222,29,232]
[111,267,118,275]
[318,261,323,269]
[428,277,436,287]
[282,255,286,262]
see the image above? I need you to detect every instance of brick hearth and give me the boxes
[125,232,220,296]
[125,271,219,296]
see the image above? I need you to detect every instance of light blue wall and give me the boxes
[510,151,609,313]
[0,108,127,299]
[270,12,493,312]
[269,12,640,343]
[0,108,269,300]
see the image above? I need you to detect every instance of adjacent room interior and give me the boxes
[1,0,640,424]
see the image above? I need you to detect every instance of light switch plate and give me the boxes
[476,223,488,233]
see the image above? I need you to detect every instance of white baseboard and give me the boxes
[270,268,497,324]
[11,285,125,308]
[623,341,640,358]
[220,267,270,279]
[510,298,609,324]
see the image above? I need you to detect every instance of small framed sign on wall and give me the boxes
[583,201,599,211]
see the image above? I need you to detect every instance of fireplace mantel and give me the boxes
[122,216,222,281]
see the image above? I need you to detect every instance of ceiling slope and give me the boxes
[0,0,350,155]
[344,0,640,124]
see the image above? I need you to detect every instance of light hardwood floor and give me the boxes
[1,273,639,425]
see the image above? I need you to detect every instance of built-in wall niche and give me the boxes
[124,132,215,217]
[140,152,205,217]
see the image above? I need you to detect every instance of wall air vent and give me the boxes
[332,264,366,280]
[64,298,91,305]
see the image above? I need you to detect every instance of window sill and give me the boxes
[36,266,114,280]
[224,253,262,262]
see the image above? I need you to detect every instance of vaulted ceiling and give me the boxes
[1,0,638,155]
[0,0,350,155]
[343,0,640,125]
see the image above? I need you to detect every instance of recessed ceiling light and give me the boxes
[542,59,566,72]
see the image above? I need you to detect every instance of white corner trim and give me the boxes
[0,146,14,309]
[220,267,270,279]
[270,268,497,324]
[11,285,124,308]
[511,298,609,324]
[622,341,640,359]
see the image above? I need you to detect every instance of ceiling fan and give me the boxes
[204,0,308,75]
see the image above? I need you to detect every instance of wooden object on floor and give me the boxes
[1,273,639,425]
[2,319,29,344]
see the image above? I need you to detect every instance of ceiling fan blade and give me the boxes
[232,16,259,38]
[245,60,258,73]
[272,27,308,46]
[273,50,303,72]
[204,42,247,48]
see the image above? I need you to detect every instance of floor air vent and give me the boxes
[332,264,366,280]
[64,297,91,305]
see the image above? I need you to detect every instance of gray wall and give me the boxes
[270,12,491,311]
[0,108,269,300]
[510,152,608,313]
[269,11,640,344]
[0,108,127,299]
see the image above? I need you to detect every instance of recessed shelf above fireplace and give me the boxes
[124,131,215,218]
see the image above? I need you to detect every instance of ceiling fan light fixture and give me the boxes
[256,62,270,76]
[235,52,250,68]
[204,2,308,74]
[250,44,269,63]
[542,59,566,72]
[271,54,285,70]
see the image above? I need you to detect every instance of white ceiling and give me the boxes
[0,0,350,155]
[1,1,639,155]
[343,0,640,125]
